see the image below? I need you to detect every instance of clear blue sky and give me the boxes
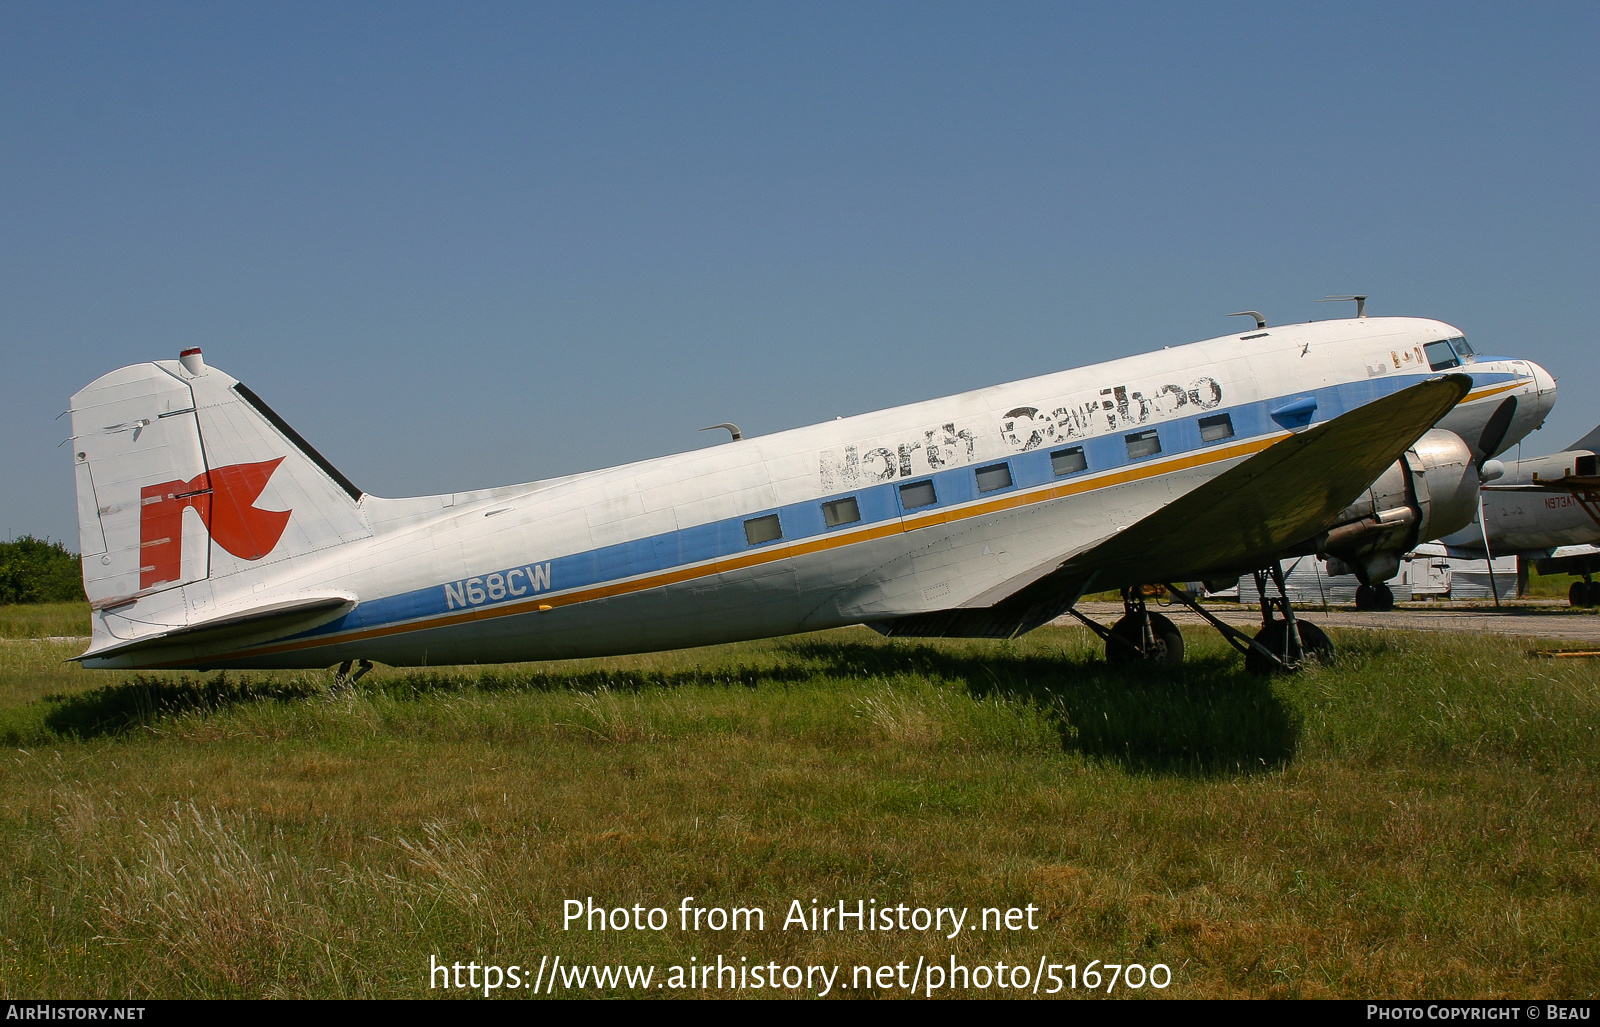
[3,1,1595,545]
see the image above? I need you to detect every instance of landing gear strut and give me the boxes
[1065,563,1332,673]
[1106,587,1184,666]
[1161,563,1333,674]
[332,658,373,692]
[1063,587,1183,665]
[1240,564,1333,673]
[1354,582,1395,611]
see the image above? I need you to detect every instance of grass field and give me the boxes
[0,606,1595,999]
[1525,570,1588,599]
[0,602,89,640]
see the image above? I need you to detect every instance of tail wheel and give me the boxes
[1106,612,1184,666]
[1245,620,1334,675]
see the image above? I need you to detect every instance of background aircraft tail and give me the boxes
[69,349,372,609]
[1567,422,1600,455]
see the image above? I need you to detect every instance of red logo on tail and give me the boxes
[139,458,291,588]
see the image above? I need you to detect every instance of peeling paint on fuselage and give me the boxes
[819,375,1224,486]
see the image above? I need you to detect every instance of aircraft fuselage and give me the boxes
[72,316,1554,669]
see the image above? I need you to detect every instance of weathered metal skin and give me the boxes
[66,315,1555,669]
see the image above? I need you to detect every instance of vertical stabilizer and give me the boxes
[1568,422,1600,455]
[71,363,211,606]
[69,352,373,611]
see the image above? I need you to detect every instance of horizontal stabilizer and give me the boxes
[76,593,356,663]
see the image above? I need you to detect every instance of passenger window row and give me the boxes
[744,411,1238,545]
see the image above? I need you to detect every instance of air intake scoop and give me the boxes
[1270,396,1318,431]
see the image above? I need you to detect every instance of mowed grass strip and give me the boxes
[0,624,1595,999]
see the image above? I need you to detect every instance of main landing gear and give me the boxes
[1354,582,1395,611]
[1099,587,1184,666]
[1232,565,1334,674]
[1063,587,1180,666]
[1570,574,1598,608]
[332,658,373,693]
[1064,563,1333,674]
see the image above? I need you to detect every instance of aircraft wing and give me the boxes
[875,373,1472,638]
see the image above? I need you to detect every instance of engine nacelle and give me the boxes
[1318,429,1479,585]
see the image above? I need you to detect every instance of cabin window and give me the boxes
[1199,413,1235,443]
[1051,446,1088,476]
[899,480,937,510]
[822,497,860,527]
[743,514,783,545]
[1424,340,1460,370]
[1125,429,1162,460]
[975,463,1013,493]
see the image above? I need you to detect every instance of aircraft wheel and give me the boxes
[1245,620,1334,675]
[1572,582,1596,607]
[1354,585,1374,611]
[1373,583,1396,611]
[1106,613,1184,667]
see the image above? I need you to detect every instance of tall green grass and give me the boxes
[1,625,1595,998]
[0,601,90,640]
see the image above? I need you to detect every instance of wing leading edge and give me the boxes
[874,373,1473,638]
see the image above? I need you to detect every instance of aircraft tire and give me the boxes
[1245,620,1334,675]
[1373,583,1396,611]
[1354,585,1374,610]
[1106,613,1184,667]
[1571,582,1595,607]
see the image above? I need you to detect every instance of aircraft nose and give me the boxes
[1526,359,1557,426]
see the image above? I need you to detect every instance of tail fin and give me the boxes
[70,349,372,609]
[1569,422,1600,455]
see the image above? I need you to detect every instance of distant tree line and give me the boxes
[0,536,86,604]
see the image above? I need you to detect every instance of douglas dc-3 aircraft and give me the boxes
[67,305,1554,679]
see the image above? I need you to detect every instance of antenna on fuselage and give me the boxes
[1317,295,1368,318]
[699,422,744,441]
[1228,311,1268,330]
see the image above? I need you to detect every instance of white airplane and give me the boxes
[66,307,1555,679]
[1436,423,1600,606]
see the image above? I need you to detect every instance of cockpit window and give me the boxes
[1449,336,1475,360]
[1424,340,1460,370]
